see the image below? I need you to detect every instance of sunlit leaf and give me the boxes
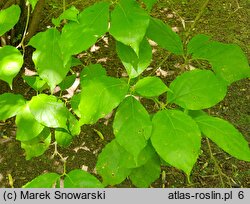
[0,93,25,121]
[23,173,60,188]
[151,110,201,176]
[64,169,104,188]
[0,5,21,36]
[0,46,23,88]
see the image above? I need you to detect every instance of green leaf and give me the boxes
[16,103,44,141]
[22,75,48,91]
[120,142,156,168]
[195,115,250,161]
[0,45,24,88]
[0,93,26,121]
[130,154,161,187]
[52,6,79,27]
[0,5,21,36]
[142,0,158,11]
[151,110,201,176]
[167,69,227,110]
[134,76,169,98]
[68,113,81,136]
[110,0,149,55]
[70,93,81,117]
[55,128,73,148]
[21,128,51,160]
[79,65,128,125]
[71,57,82,67]
[58,74,76,91]
[80,64,107,80]
[188,34,250,84]
[64,169,104,188]
[60,2,110,56]
[29,28,71,91]
[113,96,152,160]
[29,94,69,129]
[116,38,152,78]
[96,140,131,186]
[146,17,183,55]
[23,173,60,188]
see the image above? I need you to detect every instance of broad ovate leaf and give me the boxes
[16,103,44,141]
[29,28,71,91]
[29,94,69,129]
[110,0,149,55]
[113,96,152,160]
[55,128,73,148]
[167,69,227,110]
[116,38,152,78]
[134,76,169,98]
[0,93,25,121]
[23,173,60,188]
[129,154,161,187]
[188,34,250,84]
[0,45,23,88]
[52,6,79,27]
[21,128,51,160]
[195,115,250,161]
[0,5,21,36]
[146,17,183,55]
[60,2,110,56]
[64,169,104,188]
[79,65,128,125]
[96,139,131,186]
[151,110,201,176]
[22,75,48,91]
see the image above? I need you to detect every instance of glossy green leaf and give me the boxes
[96,140,131,186]
[130,154,161,187]
[79,65,128,124]
[64,169,104,188]
[134,76,169,98]
[16,103,44,141]
[60,2,110,56]
[188,34,250,84]
[0,5,21,36]
[168,69,227,110]
[55,128,73,148]
[52,6,79,27]
[21,128,51,160]
[22,75,48,91]
[80,64,107,80]
[29,94,69,129]
[116,38,152,78]
[0,45,24,88]
[142,0,157,11]
[0,93,25,121]
[23,173,60,188]
[70,93,81,118]
[146,17,183,55]
[110,0,149,55]
[113,96,152,160]
[29,28,71,91]
[151,110,201,176]
[58,74,76,91]
[195,115,250,161]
